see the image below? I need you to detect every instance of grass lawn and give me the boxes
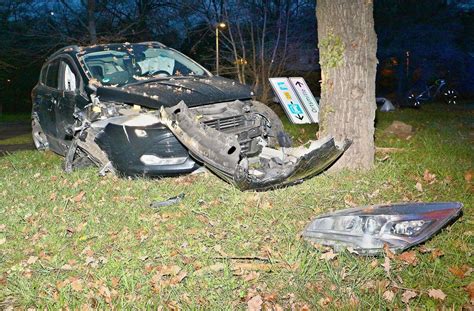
[0,134,33,146]
[0,103,472,309]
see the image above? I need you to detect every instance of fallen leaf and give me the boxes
[318,296,332,306]
[27,256,38,265]
[398,251,418,266]
[98,285,112,303]
[243,271,260,282]
[383,257,391,276]
[383,244,396,259]
[320,249,337,261]
[370,259,378,268]
[465,282,474,304]
[431,249,444,259]
[449,265,472,279]
[169,271,187,285]
[74,191,86,203]
[401,290,417,304]
[383,290,395,302]
[247,295,263,311]
[49,192,57,201]
[61,264,73,271]
[71,279,83,292]
[158,265,181,276]
[0,237,5,245]
[262,292,277,302]
[465,170,473,183]
[423,169,436,184]
[194,263,225,276]
[428,289,446,301]
[111,277,120,288]
[415,182,423,192]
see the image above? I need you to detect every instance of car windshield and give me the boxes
[80,44,209,86]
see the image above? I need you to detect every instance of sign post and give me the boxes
[269,78,311,124]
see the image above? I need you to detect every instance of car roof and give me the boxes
[46,41,168,61]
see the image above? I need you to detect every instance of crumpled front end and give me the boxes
[160,101,350,191]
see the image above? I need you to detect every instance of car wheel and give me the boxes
[251,101,288,147]
[32,117,49,151]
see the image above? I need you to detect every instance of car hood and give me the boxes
[96,76,253,109]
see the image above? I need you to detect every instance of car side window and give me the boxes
[45,60,60,89]
[40,65,48,84]
[59,60,78,92]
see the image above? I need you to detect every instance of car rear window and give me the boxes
[45,60,60,89]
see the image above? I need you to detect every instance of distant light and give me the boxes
[218,22,226,29]
[6,79,11,83]
[50,11,54,16]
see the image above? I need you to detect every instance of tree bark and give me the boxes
[316,0,377,170]
[87,0,97,44]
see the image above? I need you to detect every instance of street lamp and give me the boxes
[215,22,226,75]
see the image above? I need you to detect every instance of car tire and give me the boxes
[32,117,49,151]
[251,101,288,147]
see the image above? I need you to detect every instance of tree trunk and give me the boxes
[316,0,377,170]
[87,0,97,44]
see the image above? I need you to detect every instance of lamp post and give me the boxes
[215,22,226,75]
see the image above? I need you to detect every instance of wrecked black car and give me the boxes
[32,42,349,191]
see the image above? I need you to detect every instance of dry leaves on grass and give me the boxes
[247,295,263,311]
[397,251,418,266]
[423,169,437,184]
[419,246,444,259]
[194,263,225,276]
[150,265,187,291]
[449,265,473,279]
[383,290,395,302]
[465,282,474,304]
[73,191,86,203]
[401,290,417,304]
[70,278,84,292]
[465,170,473,183]
[320,249,337,261]
[428,289,446,301]
[382,257,391,277]
[415,182,423,192]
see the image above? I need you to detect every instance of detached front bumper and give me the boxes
[161,101,350,191]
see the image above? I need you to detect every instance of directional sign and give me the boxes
[289,77,319,123]
[269,77,311,124]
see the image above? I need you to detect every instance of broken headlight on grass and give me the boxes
[302,202,462,255]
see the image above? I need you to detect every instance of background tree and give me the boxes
[316,0,378,170]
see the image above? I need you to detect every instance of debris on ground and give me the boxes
[150,193,185,209]
[384,121,414,139]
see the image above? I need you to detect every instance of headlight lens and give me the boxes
[302,202,462,255]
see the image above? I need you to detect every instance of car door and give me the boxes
[35,59,61,150]
[55,58,82,142]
